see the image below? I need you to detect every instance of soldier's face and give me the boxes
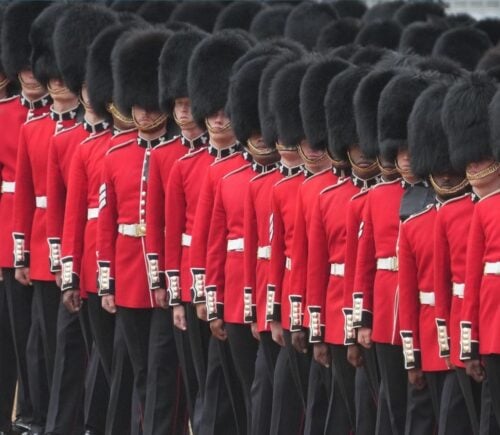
[174,98,194,124]
[206,110,236,144]
[133,106,164,125]
[349,145,378,179]
[396,149,415,178]
[48,79,76,103]
[300,139,330,173]
[466,159,500,188]
[432,172,465,190]
[18,70,46,100]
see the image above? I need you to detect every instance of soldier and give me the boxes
[0,3,51,433]
[13,4,82,433]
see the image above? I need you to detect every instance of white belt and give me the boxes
[35,196,47,208]
[377,256,398,271]
[419,291,435,306]
[257,246,271,260]
[227,238,244,252]
[1,181,15,193]
[182,233,192,247]
[118,223,146,237]
[452,282,465,298]
[87,208,99,220]
[484,262,500,275]
[330,263,345,276]
[285,257,292,271]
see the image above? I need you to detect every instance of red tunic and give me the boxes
[461,190,500,358]
[164,147,213,305]
[288,168,338,331]
[353,179,404,345]
[398,205,448,372]
[306,178,360,345]
[13,111,79,281]
[0,95,50,268]
[267,172,304,331]
[244,168,282,332]
[433,193,475,368]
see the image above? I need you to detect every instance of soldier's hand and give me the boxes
[251,322,260,341]
[358,327,373,349]
[210,319,227,341]
[313,343,331,368]
[196,303,208,322]
[101,295,117,314]
[154,288,168,309]
[445,357,454,370]
[173,305,187,331]
[270,321,285,347]
[408,368,427,390]
[0,268,3,281]
[465,359,486,383]
[347,344,364,368]
[55,271,62,289]
[62,289,82,313]
[291,330,308,354]
[15,267,31,286]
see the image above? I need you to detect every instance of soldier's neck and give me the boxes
[182,125,204,141]
[139,125,167,141]
[210,137,237,149]
[52,98,79,114]
[472,177,500,199]
[84,110,103,125]
[281,153,302,168]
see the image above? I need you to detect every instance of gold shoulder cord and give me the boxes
[429,175,470,196]
[466,161,500,181]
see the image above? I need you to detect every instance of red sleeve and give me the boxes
[145,150,166,291]
[352,193,376,328]
[460,207,483,360]
[267,186,285,322]
[96,154,117,296]
[46,137,66,272]
[164,160,185,305]
[398,222,422,369]
[61,145,87,290]
[205,181,228,321]
[433,209,452,358]
[13,125,35,267]
[306,195,329,342]
[243,183,258,308]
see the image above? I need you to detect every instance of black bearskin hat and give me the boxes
[378,71,431,162]
[362,1,403,23]
[316,18,362,52]
[394,2,445,26]
[433,27,492,71]
[300,56,350,150]
[169,2,223,33]
[250,5,293,40]
[188,30,253,127]
[354,20,402,50]
[214,1,264,32]
[326,65,371,160]
[333,0,367,19]
[330,43,360,61]
[442,73,497,172]
[137,2,176,24]
[284,2,338,50]
[474,18,500,45]
[350,45,389,66]
[54,4,117,95]
[111,1,144,13]
[159,27,208,116]
[112,28,171,114]
[489,88,500,162]
[399,21,447,56]
[476,47,500,75]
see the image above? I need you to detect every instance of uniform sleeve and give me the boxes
[96,154,117,295]
[243,183,258,320]
[460,207,483,360]
[398,222,422,369]
[61,145,87,291]
[267,186,285,323]
[145,150,166,291]
[164,160,186,306]
[306,195,329,343]
[46,137,66,273]
[433,209,452,358]
[352,193,376,328]
[13,126,35,267]
[205,181,228,321]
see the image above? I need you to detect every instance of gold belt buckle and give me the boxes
[135,224,146,237]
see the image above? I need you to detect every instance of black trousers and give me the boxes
[144,308,188,435]
[355,362,378,435]
[483,355,500,433]
[480,377,500,435]
[226,322,259,435]
[0,278,16,432]
[4,268,35,424]
[456,367,482,435]
[304,355,330,435]
[375,343,408,435]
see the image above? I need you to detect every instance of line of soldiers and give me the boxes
[0,1,500,435]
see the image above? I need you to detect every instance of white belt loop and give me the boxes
[330,263,345,276]
[452,283,465,298]
[257,246,271,260]
[117,223,146,237]
[1,181,15,193]
[181,233,192,247]
[419,291,435,306]
[87,208,99,220]
[376,256,399,271]
[227,238,244,252]
[285,257,292,271]
[484,262,500,275]
[35,196,47,208]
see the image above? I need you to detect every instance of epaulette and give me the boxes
[274,170,302,187]
[179,147,206,161]
[222,163,251,180]
[0,95,19,104]
[479,188,500,203]
[320,177,349,195]
[154,135,181,150]
[403,203,435,224]
[24,111,49,125]
[81,129,110,144]
[106,138,135,155]
[210,151,242,167]
[54,122,81,136]
[350,188,371,202]
[250,167,278,183]
[302,167,332,185]
[439,192,471,208]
